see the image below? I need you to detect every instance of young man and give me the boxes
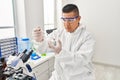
[32,4,95,80]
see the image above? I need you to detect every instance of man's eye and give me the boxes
[63,19,66,21]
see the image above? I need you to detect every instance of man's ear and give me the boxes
[78,16,81,21]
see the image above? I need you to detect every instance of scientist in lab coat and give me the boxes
[32,4,95,80]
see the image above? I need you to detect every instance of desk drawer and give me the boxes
[36,71,49,80]
[33,61,49,75]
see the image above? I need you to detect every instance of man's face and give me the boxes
[62,12,80,33]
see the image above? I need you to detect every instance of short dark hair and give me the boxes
[62,4,79,16]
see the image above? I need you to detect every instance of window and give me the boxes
[43,0,55,31]
[0,0,15,39]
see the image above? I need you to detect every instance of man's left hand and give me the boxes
[48,39,62,54]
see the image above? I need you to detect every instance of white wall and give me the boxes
[14,0,26,37]
[24,0,44,38]
[14,0,44,38]
[62,0,120,66]
[55,0,62,28]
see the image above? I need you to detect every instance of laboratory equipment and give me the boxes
[18,37,31,53]
[1,49,36,80]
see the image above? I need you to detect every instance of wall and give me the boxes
[55,0,62,28]
[62,0,120,67]
[24,0,44,38]
[13,0,26,37]
[14,0,44,38]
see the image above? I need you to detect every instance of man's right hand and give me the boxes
[32,27,44,42]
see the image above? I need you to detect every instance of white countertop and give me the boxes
[27,52,55,68]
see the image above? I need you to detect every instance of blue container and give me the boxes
[18,37,31,53]
[31,52,40,60]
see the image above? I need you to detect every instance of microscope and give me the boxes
[0,49,36,80]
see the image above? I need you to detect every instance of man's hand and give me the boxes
[48,39,62,54]
[32,27,44,42]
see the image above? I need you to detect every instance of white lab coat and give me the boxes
[33,24,95,80]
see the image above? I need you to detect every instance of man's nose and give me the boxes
[64,22,70,27]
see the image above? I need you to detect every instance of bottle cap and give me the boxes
[21,38,29,41]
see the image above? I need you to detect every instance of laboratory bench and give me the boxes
[27,52,55,80]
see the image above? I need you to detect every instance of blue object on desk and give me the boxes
[31,52,40,60]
